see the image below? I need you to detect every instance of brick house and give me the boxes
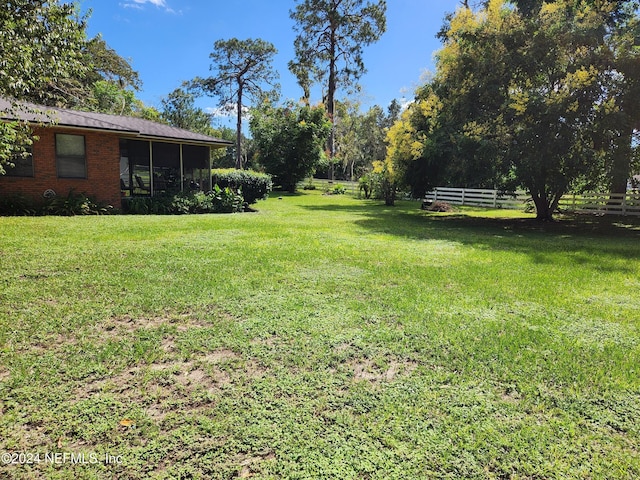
[0,99,232,208]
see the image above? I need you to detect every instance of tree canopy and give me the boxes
[289,0,387,178]
[0,0,87,104]
[388,0,640,220]
[333,100,399,181]
[160,88,214,135]
[189,38,279,170]
[250,102,331,192]
[77,36,144,115]
[0,0,87,173]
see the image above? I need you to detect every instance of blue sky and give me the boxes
[79,0,461,126]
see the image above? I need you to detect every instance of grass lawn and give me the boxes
[0,190,639,479]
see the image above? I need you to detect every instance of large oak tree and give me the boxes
[393,0,640,220]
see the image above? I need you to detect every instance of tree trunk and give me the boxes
[530,190,555,221]
[610,126,633,194]
[383,180,396,206]
[235,82,243,170]
[327,30,337,181]
[532,196,552,221]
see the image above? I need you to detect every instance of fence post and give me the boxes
[434,189,438,202]
[461,188,466,206]
[493,190,498,208]
[622,193,627,216]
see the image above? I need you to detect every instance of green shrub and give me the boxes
[122,196,169,215]
[0,194,39,216]
[174,188,243,214]
[332,183,346,195]
[122,196,175,215]
[122,197,149,215]
[45,190,113,216]
[0,191,112,216]
[122,188,244,215]
[302,178,317,190]
[358,174,373,199]
[211,169,272,205]
[170,193,193,215]
[209,184,244,213]
[322,183,347,195]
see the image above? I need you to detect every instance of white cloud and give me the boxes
[205,104,250,119]
[399,97,413,112]
[120,2,143,9]
[120,0,176,13]
[133,0,167,6]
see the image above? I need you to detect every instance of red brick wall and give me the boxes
[0,126,122,208]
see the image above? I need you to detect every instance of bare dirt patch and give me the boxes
[237,450,277,478]
[349,356,419,383]
[202,348,239,363]
[73,347,269,426]
[101,314,166,334]
[97,309,227,340]
[5,422,49,450]
[98,314,191,337]
[333,342,352,353]
[161,336,177,353]
[15,331,79,355]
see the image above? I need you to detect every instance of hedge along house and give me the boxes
[0,99,232,208]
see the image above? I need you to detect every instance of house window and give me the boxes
[5,147,33,177]
[56,133,86,178]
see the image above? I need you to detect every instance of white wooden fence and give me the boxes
[300,178,359,194]
[425,187,529,209]
[558,192,640,217]
[425,187,640,217]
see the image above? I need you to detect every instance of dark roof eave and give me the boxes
[1,98,233,147]
[38,123,232,147]
[47,122,139,136]
[133,133,233,148]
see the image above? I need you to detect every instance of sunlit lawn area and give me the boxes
[1,190,639,479]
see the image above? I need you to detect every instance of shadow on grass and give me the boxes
[271,190,306,197]
[302,201,640,273]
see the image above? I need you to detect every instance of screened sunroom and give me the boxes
[119,139,216,197]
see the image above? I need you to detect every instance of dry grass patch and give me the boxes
[98,311,216,338]
[237,451,277,478]
[349,356,419,383]
[72,346,268,427]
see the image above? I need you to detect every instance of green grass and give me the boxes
[0,191,639,479]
